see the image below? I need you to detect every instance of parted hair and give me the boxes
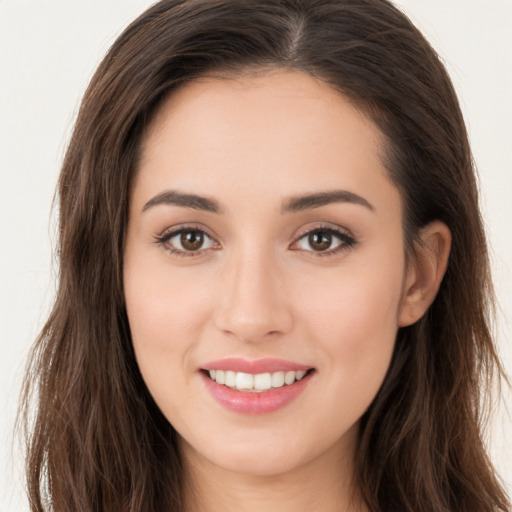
[19,1,510,510]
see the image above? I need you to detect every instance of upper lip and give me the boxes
[201,357,313,374]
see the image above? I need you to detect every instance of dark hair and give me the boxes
[19,0,510,510]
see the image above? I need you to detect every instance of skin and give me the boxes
[124,70,451,512]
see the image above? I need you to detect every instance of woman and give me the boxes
[19,0,510,511]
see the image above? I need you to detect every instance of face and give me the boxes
[124,70,408,478]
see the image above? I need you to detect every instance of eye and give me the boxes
[155,227,218,257]
[292,227,356,255]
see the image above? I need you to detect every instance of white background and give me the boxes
[1,1,511,510]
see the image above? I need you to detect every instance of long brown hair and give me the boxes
[19,1,510,510]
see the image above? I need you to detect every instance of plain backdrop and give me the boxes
[1,1,511,510]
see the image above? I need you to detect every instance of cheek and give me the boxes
[300,252,403,334]
[296,252,404,405]
[123,249,214,408]
[125,251,212,344]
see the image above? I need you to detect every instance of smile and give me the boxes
[200,358,315,414]
[206,369,308,392]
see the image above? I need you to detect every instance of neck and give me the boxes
[181,426,368,512]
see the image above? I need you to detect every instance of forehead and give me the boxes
[134,70,399,218]
[142,69,383,161]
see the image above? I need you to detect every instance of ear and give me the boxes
[398,220,451,327]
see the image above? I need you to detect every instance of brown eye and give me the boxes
[180,230,204,251]
[293,227,356,255]
[158,228,216,256]
[308,231,332,251]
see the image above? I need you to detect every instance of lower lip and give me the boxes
[200,371,314,414]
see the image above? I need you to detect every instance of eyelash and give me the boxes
[154,224,357,258]
[154,224,218,258]
[291,225,357,257]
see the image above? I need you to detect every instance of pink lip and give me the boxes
[199,358,315,415]
[201,357,312,374]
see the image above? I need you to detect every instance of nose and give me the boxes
[214,246,293,343]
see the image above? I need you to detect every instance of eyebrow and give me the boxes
[142,188,374,215]
[142,190,223,214]
[281,190,374,213]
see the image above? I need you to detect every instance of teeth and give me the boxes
[225,370,236,388]
[284,371,296,385]
[253,373,272,390]
[271,371,285,388]
[235,372,254,390]
[207,369,309,391]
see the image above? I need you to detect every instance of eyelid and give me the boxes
[154,224,221,257]
[289,223,357,256]
[154,222,357,258]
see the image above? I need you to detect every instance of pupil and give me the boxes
[309,231,331,251]
[181,231,203,251]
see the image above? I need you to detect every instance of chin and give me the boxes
[206,446,306,477]
[179,423,354,479]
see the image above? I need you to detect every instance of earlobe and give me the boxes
[398,220,451,327]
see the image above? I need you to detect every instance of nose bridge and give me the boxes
[214,240,293,342]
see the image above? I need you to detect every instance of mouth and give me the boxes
[199,358,316,414]
[201,368,315,392]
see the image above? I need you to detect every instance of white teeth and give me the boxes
[216,369,225,384]
[235,372,254,390]
[271,371,285,388]
[284,371,296,385]
[225,370,236,388]
[253,373,272,391]
[208,369,310,390]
